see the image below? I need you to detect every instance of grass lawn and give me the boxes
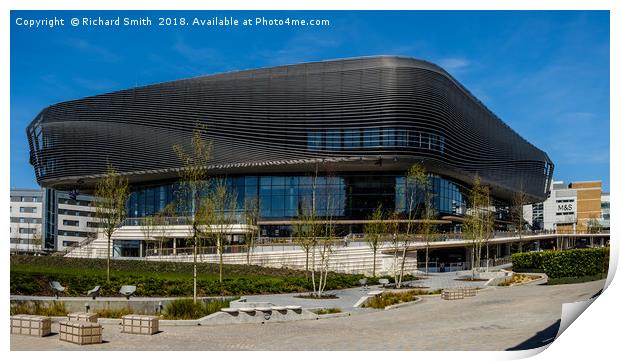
[10,255,369,297]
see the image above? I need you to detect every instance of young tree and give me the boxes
[386,210,402,281]
[243,196,260,265]
[154,202,177,260]
[31,227,42,253]
[140,214,156,259]
[483,190,496,272]
[510,185,528,253]
[94,165,129,282]
[401,164,436,285]
[292,206,318,277]
[462,176,491,280]
[364,204,385,278]
[314,176,338,297]
[587,218,602,234]
[173,126,212,302]
[205,179,238,283]
[294,163,322,280]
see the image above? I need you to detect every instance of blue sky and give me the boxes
[10,10,610,191]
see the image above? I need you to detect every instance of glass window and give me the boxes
[421,132,430,149]
[410,131,421,148]
[325,129,341,150]
[396,129,408,147]
[343,129,360,149]
[363,128,381,148]
[383,128,396,147]
[307,131,323,151]
[259,176,272,192]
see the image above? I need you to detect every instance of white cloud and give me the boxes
[437,57,470,72]
[173,38,219,63]
[73,77,120,92]
[64,38,122,63]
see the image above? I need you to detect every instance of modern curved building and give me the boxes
[27,56,553,237]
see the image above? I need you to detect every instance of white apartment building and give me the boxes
[601,192,610,230]
[44,189,99,252]
[524,180,608,233]
[523,181,577,232]
[10,189,44,252]
[10,188,99,253]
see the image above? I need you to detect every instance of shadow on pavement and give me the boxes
[505,319,560,351]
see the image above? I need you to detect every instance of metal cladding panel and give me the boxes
[27,56,553,202]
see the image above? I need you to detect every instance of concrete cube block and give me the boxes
[121,315,159,335]
[59,320,102,345]
[68,312,98,323]
[10,315,51,337]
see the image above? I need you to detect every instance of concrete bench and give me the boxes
[255,307,272,312]
[239,308,256,313]
[11,314,51,337]
[67,312,98,323]
[59,320,102,345]
[441,289,464,300]
[220,308,239,314]
[271,306,287,312]
[121,315,159,335]
[286,305,302,312]
[368,290,384,296]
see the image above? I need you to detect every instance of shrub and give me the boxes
[497,274,541,287]
[546,273,607,285]
[512,247,609,279]
[10,300,67,316]
[312,308,342,315]
[162,298,231,320]
[96,307,134,318]
[363,290,427,309]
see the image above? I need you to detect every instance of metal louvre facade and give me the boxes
[27,56,553,203]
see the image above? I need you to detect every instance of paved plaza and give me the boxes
[11,279,604,351]
[241,269,503,313]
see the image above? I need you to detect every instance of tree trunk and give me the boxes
[372,248,377,278]
[218,237,223,283]
[425,245,429,275]
[486,243,489,272]
[398,245,408,288]
[392,247,398,281]
[107,235,111,282]
[193,239,197,303]
[311,244,317,294]
[246,237,251,265]
[471,247,475,280]
[305,249,309,279]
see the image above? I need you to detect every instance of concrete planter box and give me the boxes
[59,320,102,345]
[11,314,51,337]
[67,312,98,323]
[441,289,464,300]
[462,288,477,297]
[122,315,159,335]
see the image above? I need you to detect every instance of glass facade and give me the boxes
[126,173,471,221]
[307,127,446,153]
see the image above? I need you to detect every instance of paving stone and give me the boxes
[10,280,604,351]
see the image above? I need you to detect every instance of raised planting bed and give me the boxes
[497,274,542,287]
[311,308,342,315]
[295,293,339,299]
[363,290,426,309]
